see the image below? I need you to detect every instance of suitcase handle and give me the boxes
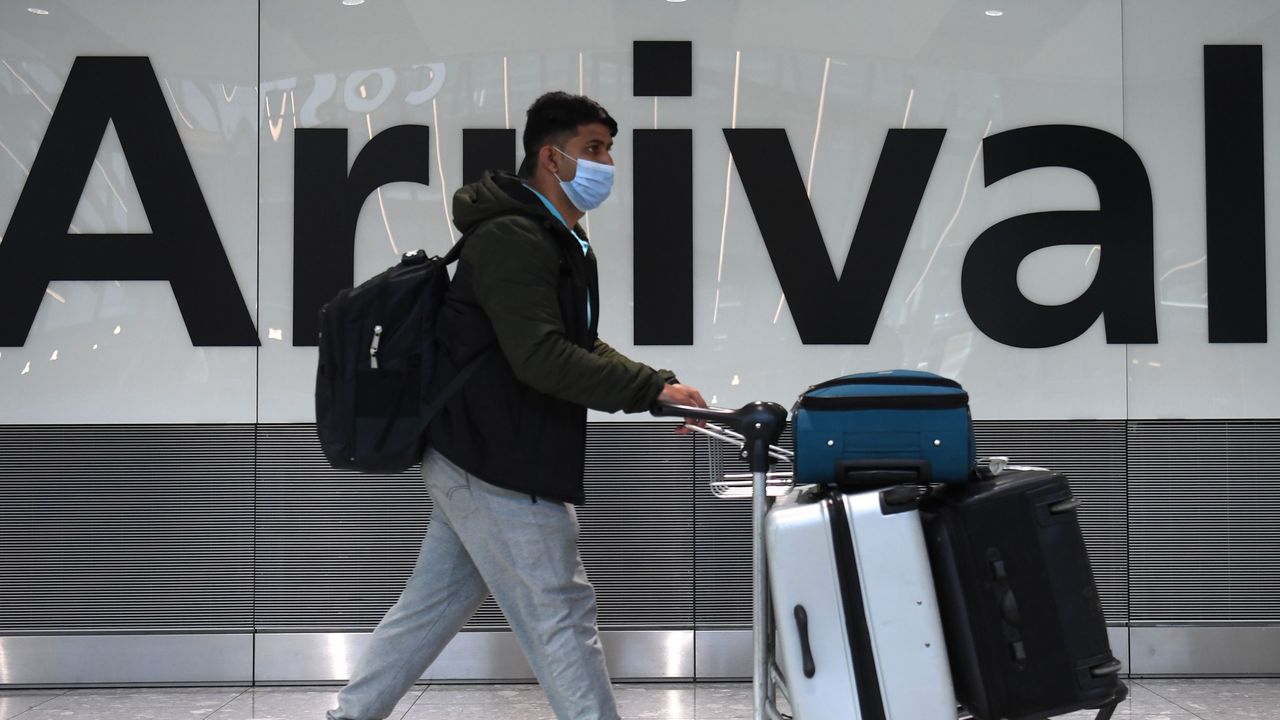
[831,458,932,488]
[794,605,816,678]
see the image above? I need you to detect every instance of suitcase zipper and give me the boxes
[825,495,887,720]
[807,374,963,392]
[800,392,969,411]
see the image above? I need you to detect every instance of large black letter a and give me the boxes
[0,56,257,346]
[961,125,1157,348]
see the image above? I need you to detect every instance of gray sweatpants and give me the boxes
[327,449,620,720]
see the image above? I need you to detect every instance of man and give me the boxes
[327,92,707,720]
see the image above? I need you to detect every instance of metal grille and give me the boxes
[1128,420,1280,622]
[253,424,432,631]
[973,420,1129,621]
[694,427,794,628]
[2,420,1279,634]
[254,422,695,631]
[579,422,695,628]
[0,425,255,633]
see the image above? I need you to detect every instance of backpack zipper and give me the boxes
[370,325,383,369]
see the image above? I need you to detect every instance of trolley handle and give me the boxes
[652,400,788,472]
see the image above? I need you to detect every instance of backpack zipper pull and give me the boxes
[370,325,383,369]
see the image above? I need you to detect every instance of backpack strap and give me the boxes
[371,220,512,456]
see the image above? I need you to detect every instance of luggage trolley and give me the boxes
[653,401,791,720]
[656,401,1128,720]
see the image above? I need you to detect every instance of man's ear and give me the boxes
[541,145,561,176]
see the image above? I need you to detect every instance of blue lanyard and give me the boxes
[524,185,592,327]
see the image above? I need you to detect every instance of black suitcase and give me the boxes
[921,469,1127,720]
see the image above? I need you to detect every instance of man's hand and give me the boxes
[657,383,708,434]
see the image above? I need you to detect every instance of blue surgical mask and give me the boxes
[554,147,614,212]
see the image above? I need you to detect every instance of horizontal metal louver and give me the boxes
[254,423,696,631]
[0,425,255,632]
[254,424,433,631]
[2,419,1278,634]
[1128,420,1280,622]
[694,428,794,628]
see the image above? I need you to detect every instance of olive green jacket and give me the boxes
[430,172,674,503]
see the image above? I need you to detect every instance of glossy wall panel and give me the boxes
[1,1,1277,420]
[0,1,259,423]
[1122,0,1280,418]
[254,0,1129,422]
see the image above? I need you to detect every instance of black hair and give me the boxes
[517,91,618,178]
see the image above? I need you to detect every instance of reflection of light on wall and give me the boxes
[432,98,456,244]
[0,138,30,175]
[21,362,31,375]
[774,56,833,325]
[713,51,742,326]
[2,59,52,113]
[268,328,284,341]
[4,60,127,211]
[1160,255,1206,282]
[92,344,99,350]
[265,93,284,142]
[163,78,195,130]
[503,56,510,130]
[50,350,58,361]
[27,7,50,15]
[731,374,740,386]
[902,87,916,129]
[664,633,687,677]
[327,635,352,678]
[45,288,65,303]
[367,114,400,255]
[905,119,993,306]
[114,325,122,335]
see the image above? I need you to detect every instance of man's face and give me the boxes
[550,122,615,180]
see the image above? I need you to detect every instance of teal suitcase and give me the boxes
[793,370,975,486]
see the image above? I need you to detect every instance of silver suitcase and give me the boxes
[765,485,957,719]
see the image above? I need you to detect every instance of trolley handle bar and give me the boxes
[652,400,788,472]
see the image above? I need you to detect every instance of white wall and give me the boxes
[0,0,1276,423]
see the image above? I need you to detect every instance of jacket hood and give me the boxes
[452,171,548,234]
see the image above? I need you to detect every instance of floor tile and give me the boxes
[0,680,1271,719]
[688,683,755,719]
[13,687,246,720]
[405,684,553,719]
[612,683,696,719]
[1140,679,1280,719]
[0,691,63,720]
[208,686,421,720]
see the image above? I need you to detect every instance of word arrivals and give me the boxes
[0,47,1266,349]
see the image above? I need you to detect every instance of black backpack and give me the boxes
[314,238,489,473]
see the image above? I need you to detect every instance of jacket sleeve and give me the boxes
[594,339,677,385]
[465,218,670,413]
